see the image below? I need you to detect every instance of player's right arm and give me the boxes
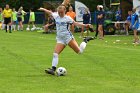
[38,8,53,15]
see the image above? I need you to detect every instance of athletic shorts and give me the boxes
[98,20,104,25]
[56,34,74,45]
[131,25,139,30]
[17,17,22,22]
[4,17,11,24]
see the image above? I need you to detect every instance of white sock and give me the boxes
[79,42,87,54]
[14,25,16,31]
[52,53,58,67]
[7,25,9,30]
[2,24,5,30]
[33,25,36,28]
[18,25,20,30]
[28,25,30,28]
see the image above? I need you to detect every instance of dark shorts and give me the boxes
[17,17,22,22]
[98,20,104,25]
[4,17,11,24]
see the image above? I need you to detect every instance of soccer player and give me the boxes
[131,8,139,44]
[0,7,3,29]
[3,4,12,33]
[97,5,105,40]
[17,8,23,31]
[27,8,36,30]
[66,6,76,33]
[12,8,17,31]
[18,6,27,30]
[39,6,93,75]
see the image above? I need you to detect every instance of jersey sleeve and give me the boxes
[67,16,74,24]
[52,12,59,19]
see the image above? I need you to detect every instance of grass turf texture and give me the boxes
[0,30,140,93]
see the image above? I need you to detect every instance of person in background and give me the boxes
[0,7,3,29]
[3,4,12,33]
[125,10,132,35]
[12,8,17,31]
[27,8,36,31]
[131,8,139,44]
[18,6,27,30]
[97,5,105,40]
[66,6,76,33]
[94,5,100,39]
[17,8,23,31]
[115,7,122,30]
[81,8,91,37]
[43,14,55,34]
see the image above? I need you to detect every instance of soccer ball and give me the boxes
[31,27,36,31]
[26,27,30,31]
[56,67,67,76]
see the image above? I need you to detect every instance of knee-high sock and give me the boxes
[52,53,58,70]
[79,42,87,54]
[18,25,20,30]
[2,24,5,30]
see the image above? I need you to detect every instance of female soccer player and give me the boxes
[131,8,139,44]
[27,8,36,31]
[17,8,23,31]
[12,8,17,31]
[0,7,3,29]
[39,6,93,75]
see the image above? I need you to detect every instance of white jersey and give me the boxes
[52,12,74,37]
[51,12,75,45]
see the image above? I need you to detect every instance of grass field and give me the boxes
[0,30,140,93]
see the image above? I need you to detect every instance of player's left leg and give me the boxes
[68,37,93,54]
[134,29,139,43]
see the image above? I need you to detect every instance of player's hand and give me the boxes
[38,7,44,11]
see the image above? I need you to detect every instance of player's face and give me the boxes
[69,7,73,11]
[128,11,132,15]
[58,7,66,17]
[97,6,100,11]
[6,5,9,9]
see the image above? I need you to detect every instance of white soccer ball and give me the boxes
[26,27,30,31]
[31,27,36,31]
[56,67,67,76]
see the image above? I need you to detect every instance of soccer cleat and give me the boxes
[45,68,55,75]
[83,36,94,43]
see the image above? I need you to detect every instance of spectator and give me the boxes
[125,10,132,35]
[115,7,122,30]
[43,14,55,34]
[66,6,76,33]
[97,5,105,40]
[94,5,100,39]
[81,8,91,37]
[131,8,139,44]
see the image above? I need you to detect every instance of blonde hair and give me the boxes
[57,5,66,11]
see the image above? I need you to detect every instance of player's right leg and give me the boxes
[45,43,66,75]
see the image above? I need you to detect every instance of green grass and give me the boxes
[0,30,140,93]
